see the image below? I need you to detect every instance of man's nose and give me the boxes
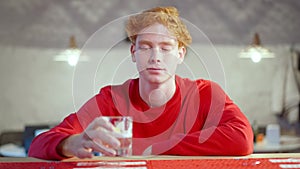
[149,48,162,63]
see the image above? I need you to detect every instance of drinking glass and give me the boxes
[100,116,133,156]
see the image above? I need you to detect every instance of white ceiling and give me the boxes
[1,0,300,49]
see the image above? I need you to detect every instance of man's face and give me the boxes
[131,23,186,84]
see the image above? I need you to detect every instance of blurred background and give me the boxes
[0,0,300,155]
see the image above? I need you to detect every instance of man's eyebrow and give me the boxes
[137,40,151,45]
[137,40,177,46]
[159,41,176,46]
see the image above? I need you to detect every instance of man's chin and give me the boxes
[142,75,173,84]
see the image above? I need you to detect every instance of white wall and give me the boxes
[0,44,299,133]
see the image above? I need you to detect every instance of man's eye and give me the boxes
[139,46,150,50]
[161,47,172,51]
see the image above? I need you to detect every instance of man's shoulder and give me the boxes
[98,78,137,93]
[176,76,212,87]
[176,76,225,94]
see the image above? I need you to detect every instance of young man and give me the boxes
[29,6,253,160]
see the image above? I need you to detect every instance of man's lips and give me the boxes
[146,67,165,73]
[147,67,165,70]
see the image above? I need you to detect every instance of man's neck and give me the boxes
[139,77,176,108]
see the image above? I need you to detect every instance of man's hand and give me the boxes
[57,117,121,158]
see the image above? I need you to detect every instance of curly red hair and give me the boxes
[126,6,192,48]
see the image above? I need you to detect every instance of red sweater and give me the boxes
[28,76,253,160]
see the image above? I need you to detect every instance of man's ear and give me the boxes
[178,46,186,64]
[130,44,136,62]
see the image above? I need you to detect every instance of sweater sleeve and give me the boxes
[27,86,118,160]
[28,113,83,160]
[152,81,254,156]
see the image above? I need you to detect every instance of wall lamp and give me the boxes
[239,33,275,63]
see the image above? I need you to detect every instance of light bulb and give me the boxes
[68,54,79,66]
[250,50,262,63]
